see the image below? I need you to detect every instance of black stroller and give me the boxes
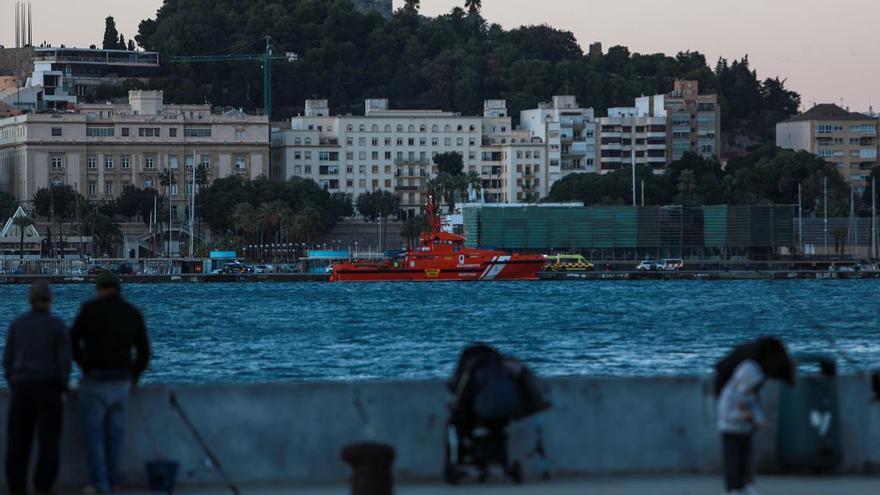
[443,344,551,484]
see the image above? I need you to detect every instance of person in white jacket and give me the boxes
[716,337,794,495]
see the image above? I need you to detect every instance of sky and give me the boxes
[3,0,878,112]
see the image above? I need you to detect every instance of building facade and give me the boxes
[0,91,269,218]
[662,80,720,162]
[776,104,879,191]
[520,95,597,181]
[272,99,548,216]
[597,107,668,173]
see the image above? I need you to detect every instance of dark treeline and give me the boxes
[547,146,856,217]
[134,0,799,142]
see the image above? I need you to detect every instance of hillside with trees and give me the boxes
[134,0,800,143]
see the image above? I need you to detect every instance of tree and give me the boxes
[103,16,120,50]
[33,185,81,257]
[12,214,34,262]
[356,191,378,221]
[465,0,482,15]
[433,152,464,176]
[401,215,426,249]
[118,34,126,50]
[0,191,16,219]
[127,39,136,51]
[85,210,122,257]
[329,192,354,220]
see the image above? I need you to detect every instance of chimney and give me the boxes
[28,1,32,47]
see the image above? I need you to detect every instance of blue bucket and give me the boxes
[145,460,179,492]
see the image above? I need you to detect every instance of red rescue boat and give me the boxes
[330,199,545,282]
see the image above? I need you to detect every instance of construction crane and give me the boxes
[169,36,298,121]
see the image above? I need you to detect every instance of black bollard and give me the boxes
[341,442,396,495]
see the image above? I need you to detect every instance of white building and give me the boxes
[520,95,598,181]
[598,107,668,173]
[272,99,548,216]
[0,90,270,217]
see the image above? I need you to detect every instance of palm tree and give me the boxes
[232,202,259,259]
[12,213,35,262]
[465,0,481,15]
[258,200,291,260]
[401,215,426,250]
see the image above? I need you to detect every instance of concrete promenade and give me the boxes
[119,476,880,495]
[2,376,879,490]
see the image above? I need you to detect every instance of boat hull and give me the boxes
[331,256,544,282]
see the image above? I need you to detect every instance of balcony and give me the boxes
[394,158,430,165]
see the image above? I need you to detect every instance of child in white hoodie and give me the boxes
[716,337,794,495]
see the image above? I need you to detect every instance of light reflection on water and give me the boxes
[0,280,878,384]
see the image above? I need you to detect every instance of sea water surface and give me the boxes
[0,280,878,384]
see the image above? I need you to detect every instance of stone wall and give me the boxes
[0,47,34,81]
[0,376,877,489]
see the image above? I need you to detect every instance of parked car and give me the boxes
[658,258,684,271]
[636,260,658,271]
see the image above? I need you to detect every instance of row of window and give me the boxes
[82,181,196,197]
[344,123,484,133]
[48,154,248,171]
[51,126,245,138]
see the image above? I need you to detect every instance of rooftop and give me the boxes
[785,103,877,122]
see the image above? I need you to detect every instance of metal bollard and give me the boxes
[341,442,396,495]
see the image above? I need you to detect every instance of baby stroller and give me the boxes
[443,344,551,484]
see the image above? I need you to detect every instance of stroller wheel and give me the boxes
[508,461,524,484]
[478,466,489,483]
[443,463,461,485]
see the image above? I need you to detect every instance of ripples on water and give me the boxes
[0,281,878,384]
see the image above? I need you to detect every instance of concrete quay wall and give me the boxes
[1,376,878,488]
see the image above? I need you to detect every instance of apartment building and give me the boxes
[520,95,597,181]
[0,90,269,218]
[662,80,720,161]
[597,107,668,173]
[272,99,548,216]
[777,104,879,191]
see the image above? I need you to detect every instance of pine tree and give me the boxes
[118,34,126,50]
[102,16,120,50]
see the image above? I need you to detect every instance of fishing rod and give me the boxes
[772,281,862,369]
[169,391,242,495]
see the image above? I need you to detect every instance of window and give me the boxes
[88,183,97,196]
[359,137,366,146]
[319,151,339,161]
[122,155,131,169]
[186,183,194,196]
[121,127,130,137]
[138,127,160,137]
[104,183,113,195]
[850,124,877,134]
[319,165,339,175]
[50,155,63,169]
[87,127,114,137]
[145,155,156,169]
[87,155,97,169]
[372,151,379,160]
[359,165,366,174]
[169,155,178,169]
[169,128,178,137]
[200,155,211,168]
[144,177,154,189]
[235,155,246,170]
[304,165,312,174]
[359,151,367,160]
[372,138,379,146]
[184,127,212,138]
[235,129,245,139]
[104,156,114,169]
[51,128,62,137]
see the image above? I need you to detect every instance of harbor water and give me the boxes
[0,280,878,384]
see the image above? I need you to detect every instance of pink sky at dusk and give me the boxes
[3,0,877,112]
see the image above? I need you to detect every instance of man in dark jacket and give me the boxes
[70,273,150,493]
[3,280,71,495]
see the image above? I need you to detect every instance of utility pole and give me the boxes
[189,149,196,259]
[873,176,878,260]
[797,182,803,255]
[631,127,636,207]
[823,176,829,256]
